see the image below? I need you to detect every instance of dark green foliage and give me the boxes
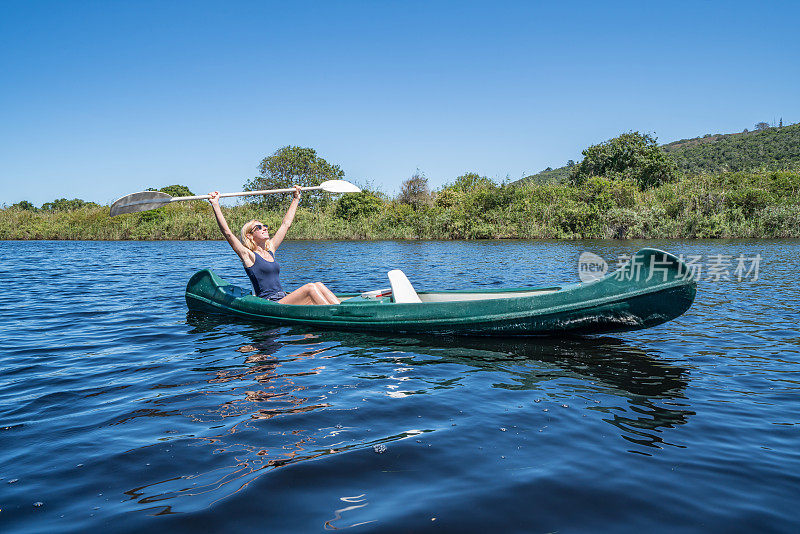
[244,146,345,210]
[663,122,800,174]
[334,191,384,220]
[570,131,678,189]
[755,122,770,131]
[10,200,37,211]
[148,184,194,197]
[41,198,99,211]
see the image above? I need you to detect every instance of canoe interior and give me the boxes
[341,288,562,303]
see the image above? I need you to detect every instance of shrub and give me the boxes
[578,176,637,211]
[334,191,384,220]
[725,187,774,216]
[444,172,496,192]
[398,171,432,210]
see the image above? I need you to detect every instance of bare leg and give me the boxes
[279,283,328,305]
[314,282,340,304]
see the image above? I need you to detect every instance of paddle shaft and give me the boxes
[170,185,323,202]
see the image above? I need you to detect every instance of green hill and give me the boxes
[519,165,573,184]
[662,123,800,174]
[517,122,799,185]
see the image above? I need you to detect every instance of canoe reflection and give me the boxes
[122,314,693,513]
[189,311,694,444]
[307,331,694,449]
[315,332,690,397]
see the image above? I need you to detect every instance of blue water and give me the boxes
[1,240,798,532]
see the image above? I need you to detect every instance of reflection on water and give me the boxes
[313,331,694,452]
[120,313,694,512]
[323,494,376,530]
[208,336,330,420]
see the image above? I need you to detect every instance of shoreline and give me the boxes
[4,169,800,240]
[4,236,800,242]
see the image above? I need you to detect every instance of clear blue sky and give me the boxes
[1,0,798,206]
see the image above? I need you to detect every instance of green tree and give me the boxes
[10,200,37,211]
[148,184,194,197]
[755,122,770,131]
[398,170,432,210]
[244,146,345,210]
[41,198,98,211]
[569,131,677,189]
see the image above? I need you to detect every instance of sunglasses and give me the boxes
[252,224,267,231]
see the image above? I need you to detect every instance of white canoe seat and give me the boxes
[387,269,422,303]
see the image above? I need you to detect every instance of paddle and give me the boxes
[109,180,361,216]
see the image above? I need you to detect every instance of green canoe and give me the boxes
[185,248,696,336]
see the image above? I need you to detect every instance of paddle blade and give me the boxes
[319,180,361,193]
[109,191,173,216]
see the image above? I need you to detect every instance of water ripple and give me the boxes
[1,240,799,532]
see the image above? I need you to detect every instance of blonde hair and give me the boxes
[240,220,269,252]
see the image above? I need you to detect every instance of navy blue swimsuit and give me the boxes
[244,251,286,301]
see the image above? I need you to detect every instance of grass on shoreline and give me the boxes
[3,169,800,240]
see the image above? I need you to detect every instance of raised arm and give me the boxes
[208,191,253,264]
[270,185,301,251]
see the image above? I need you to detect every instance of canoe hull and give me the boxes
[185,248,696,336]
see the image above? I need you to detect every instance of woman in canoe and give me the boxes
[208,187,340,305]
